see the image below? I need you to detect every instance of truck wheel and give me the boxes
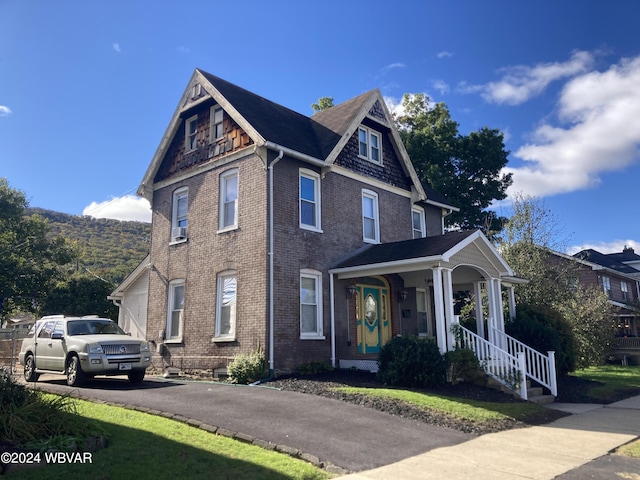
[66,356,86,387]
[128,369,145,384]
[23,354,39,382]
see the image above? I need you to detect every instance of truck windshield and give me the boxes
[67,320,126,336]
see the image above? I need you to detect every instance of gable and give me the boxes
[153,101,253,183]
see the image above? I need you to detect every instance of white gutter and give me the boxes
[263,141,327,168]
[268,149,284,375]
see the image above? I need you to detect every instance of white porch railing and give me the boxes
[488,319,557,397]
[453,322,529,400]
[615,337,640,349]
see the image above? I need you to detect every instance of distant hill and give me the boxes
[28,208,151,285]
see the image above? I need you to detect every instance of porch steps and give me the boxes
[486,376,555,405]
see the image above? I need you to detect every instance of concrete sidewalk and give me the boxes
[339,395,640,479]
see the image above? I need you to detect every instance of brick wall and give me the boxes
[148,150,268,372]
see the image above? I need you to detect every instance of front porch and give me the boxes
[328,230,558,401]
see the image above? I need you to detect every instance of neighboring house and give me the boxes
[108,255,150,340]
[547,247,640,363]
[112,69,554,398]
[572,248,640,362]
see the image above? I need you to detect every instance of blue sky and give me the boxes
[1,1,639,255]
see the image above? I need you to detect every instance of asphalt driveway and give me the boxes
[25,374,472,472]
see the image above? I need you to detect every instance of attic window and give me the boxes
[358,126,381,164]
[209,106,224,141]
[185,115,198,152]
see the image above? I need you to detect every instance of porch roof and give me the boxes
[330,230,514,278]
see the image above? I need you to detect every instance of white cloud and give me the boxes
[432,80,449,95]
[475,51,594,105]
[566,239,640,255]
[112,43,121,53]
[0,106,12,116]
[506,55,640,198]
[83,195,151,223]
[437,51,453,59]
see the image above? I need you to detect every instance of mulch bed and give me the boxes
[263,370,609,435]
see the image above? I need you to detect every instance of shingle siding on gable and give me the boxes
[335,129,412,191]
[154,107,253,183]
[368,100,388,124]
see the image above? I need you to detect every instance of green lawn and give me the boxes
[7,399,330,480]
[570,365,640,402]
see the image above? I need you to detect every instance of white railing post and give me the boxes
[518,352,527,400]
[547,351,557,396]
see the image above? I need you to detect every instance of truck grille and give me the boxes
[101,344,140,355]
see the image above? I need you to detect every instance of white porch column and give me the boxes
[432,267,447,353]
[473,281,485,338]
[493,278,505,333]
[507,285,516,321]
[442,268,455,351]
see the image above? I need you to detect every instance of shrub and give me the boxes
[444,348,485,384]
[227,348,267,384]
[0,370,102,446]
[377,336,446,388]
[506,303,576,374]
[298,361,334,375]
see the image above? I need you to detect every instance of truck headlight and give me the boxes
[140,342,150,353]
[88,344,103,354]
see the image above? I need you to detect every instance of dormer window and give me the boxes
[412,206,426,238]
[209,106,224,141]
[358,126,381,164]
[185,115,198,152]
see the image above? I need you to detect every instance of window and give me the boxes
[602,276,612,297]
[416,289,429,336]
[362,190,380,243]
[300,269,324,338]
[167,280,185,342]
[209,106,224,141]
[219,169,238,231]
[299,169,321,231]
[621,281,629,301]
[185,115,198,152]
[171,187,188,241]
[412,206,426,238]
[358,126,381,164]
[215,273,237,339]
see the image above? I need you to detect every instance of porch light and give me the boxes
[397,290,408,303]
[346,284,357,298]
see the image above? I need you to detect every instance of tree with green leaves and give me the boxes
[499,193,615,368]
[0,178,76,317]
[311,96,334,114]
[395,93,512,234]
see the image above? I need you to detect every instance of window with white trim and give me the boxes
[171,187,188,242]
[621,281,629,301]
[412,206,426,239]
[215,272,237,339]
[602,276,612,297]
[185,115,198,152]
[416,288,429,336]
[219,169,238,231]
[300,269,324,338]
[209,106,224,141]
[362,190,380,243]
[358,126,381,164]
[166,280,185,342]
[299,169,321,231]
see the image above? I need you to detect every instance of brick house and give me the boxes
[571,248,640,361]
[114,69,555,396]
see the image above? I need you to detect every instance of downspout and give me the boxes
[330,273,336,368]
[268,149,284,377]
